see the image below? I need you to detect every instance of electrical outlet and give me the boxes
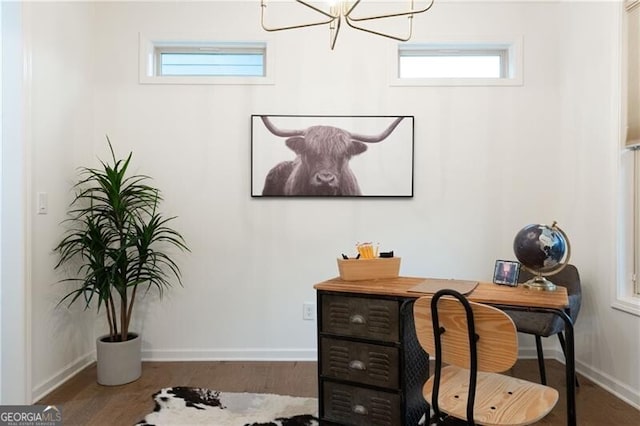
[303,302,315,320]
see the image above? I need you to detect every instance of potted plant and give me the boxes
[55,139,188,385]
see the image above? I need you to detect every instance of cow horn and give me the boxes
[350,117,405,143]
[260,116,304,137]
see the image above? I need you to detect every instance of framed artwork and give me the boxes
[493,260,521,286]
[251,115,414,197]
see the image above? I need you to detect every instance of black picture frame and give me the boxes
[251,115,414,197]
[493,260,521,286]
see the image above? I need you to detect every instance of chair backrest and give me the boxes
[518,263,580,294]
[414,292,519,373]
[518,263,582,321]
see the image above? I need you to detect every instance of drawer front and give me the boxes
[321,337,399,389]
[321,295,399,342]
[322,381,401,426]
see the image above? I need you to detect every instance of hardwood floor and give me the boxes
[37,359,639,425]
[508,359,639,426]
[37,361,317,425]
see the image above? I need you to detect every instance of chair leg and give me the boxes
[535,335,547,385]
[557,332,580,388]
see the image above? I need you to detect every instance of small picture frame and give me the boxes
[493,260,521,286]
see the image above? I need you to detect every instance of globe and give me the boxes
[513,221,571,291]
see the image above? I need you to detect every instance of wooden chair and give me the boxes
[414,289,558,426]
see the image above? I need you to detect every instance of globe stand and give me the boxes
[523,275,557,292]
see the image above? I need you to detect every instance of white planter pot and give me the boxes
[96,333,142,386]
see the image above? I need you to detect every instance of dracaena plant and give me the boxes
[55,139,188,342]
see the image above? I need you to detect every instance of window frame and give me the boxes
[139,33,275,85]
[389,36,523,87]
[615,1,640,317]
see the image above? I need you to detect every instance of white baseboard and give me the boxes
[32,346,640,413]
[517,345,553,359]
[141,348,318,362]
[574,357,640,410]
[143,345,543,363]
[518,346,640,411]
[31,351,95,403]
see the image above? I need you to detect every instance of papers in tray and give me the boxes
[408,278,479,295]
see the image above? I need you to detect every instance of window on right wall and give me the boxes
[399,47,507,79]
[617,0,640,316]
[391,37,523,87]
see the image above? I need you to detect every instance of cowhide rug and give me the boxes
[136,386,318,426]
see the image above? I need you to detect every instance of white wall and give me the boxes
[554,1,640,407]
[22,0,640,410]
[27,1,97,401]
[1,0,28,404]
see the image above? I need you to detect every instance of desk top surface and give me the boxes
[314,276,569,310]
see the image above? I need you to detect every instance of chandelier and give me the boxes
[260,0,435,50]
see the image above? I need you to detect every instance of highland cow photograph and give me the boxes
[251,115,414,197]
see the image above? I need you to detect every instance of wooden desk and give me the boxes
[314,276,576,426]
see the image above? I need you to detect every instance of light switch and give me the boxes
[37,192,48,215]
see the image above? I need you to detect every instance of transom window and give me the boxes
[399,48,507,79]
[156,47,265,77]
[391,38,522,87]
[139,36,273,85]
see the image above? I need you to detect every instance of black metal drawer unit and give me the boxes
[317,292,429,426]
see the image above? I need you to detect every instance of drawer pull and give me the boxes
[348,360,366,371]
[349,314,366,325]
[352,404,368,415]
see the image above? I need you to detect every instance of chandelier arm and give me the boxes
[344,16,413,42]
[329,16,342,50]
[260,0,337,32]
[345,0,435,22]
[295,0,339,19]
[261,18,335,33]
[343,0,362,16]
[259,0,434,48]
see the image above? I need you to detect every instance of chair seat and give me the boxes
[424,366,559,426]
[506,310,561,336]
[508,264,582,337]
[505,292,580,337]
